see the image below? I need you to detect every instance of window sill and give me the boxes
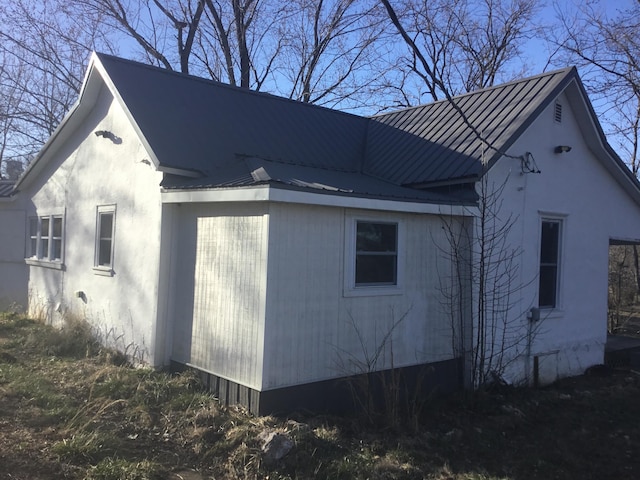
[93,266,114,277]
[343,285,404,298]
[539,307,565,320]
[25,258,65,270]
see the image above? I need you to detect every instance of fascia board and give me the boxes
[161,185,475,217]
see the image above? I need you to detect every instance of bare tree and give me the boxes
[0,0,114,172]
[439,167,538,388]
[276,0,389,110]
[380,0,538,104]
[551,1,640,295]
[551,0,640,174]
[72,0,205,73]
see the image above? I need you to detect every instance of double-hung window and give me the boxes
[344,216,402,296]
[95,205,116,273]
[539,219,562,308]
[27,214,64,263]
[355,221,398,286]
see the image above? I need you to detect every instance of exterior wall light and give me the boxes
[554,145,572,153]
[94,130,122,144]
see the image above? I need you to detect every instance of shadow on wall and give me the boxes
[0,200,29,312]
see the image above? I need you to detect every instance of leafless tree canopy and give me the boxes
[380,0,538,106]
[0,0,116,175]
[2,0,639,183]
[551,0,640,175]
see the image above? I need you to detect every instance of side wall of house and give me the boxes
[25,84,165,364]
[169,202,269,391]
[0,196,28,310]
[490,90,640,384]
[261,202,464,391]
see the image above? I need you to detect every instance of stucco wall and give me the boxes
[487,89,640,384]
[24,84,165,365]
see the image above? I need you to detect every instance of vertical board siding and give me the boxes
[263,203,462,390]
[189,208,267,389]
[263,203,344,389]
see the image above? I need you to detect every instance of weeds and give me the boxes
[86,458,166,480]
[1,312,640,479]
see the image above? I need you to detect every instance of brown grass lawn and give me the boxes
[1,312,640,480]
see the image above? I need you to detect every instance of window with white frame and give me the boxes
[355,220,398,286]
[95,206,116,270]
[27,215,64,262]
[539,219,562,308]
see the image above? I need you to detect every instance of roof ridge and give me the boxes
[94,52,364,121]
[369,67,577,119]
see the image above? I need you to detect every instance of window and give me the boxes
[51,216,63,260]
[27,214,64,262]
[29,217,38,257]
[539,219,561,308]
[95,206,116,270]
[355,221,398,286]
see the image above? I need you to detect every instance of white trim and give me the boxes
[25,258,65,270]
[161,185,473,216]
[95,204,117,272]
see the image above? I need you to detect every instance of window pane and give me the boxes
[52,239,62,260]
[356,254,397,285]
[41,239,49,259]
[540,221,559,263]
[539,266,557,307]
[41,218,50,238]
[539,220,560,308]
[356,222,397,252]
[97,211,114,267]
[29,217,38,257]
[98,239,112,266]
[52,217,62,237]
[100,213,113,240]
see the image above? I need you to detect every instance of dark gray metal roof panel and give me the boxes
[96,54,368,176]
[0,181,15,197]
[162,157,472,204]
[367,67,576,186]
[95,54,577,200]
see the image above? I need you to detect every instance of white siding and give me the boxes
[170,203,268,390]
[262,202,462,390]
[24,84,165,365]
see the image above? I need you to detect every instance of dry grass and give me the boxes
[1,311,640,479]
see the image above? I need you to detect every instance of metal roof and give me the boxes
[0,181,15,198]
[91,55,581,203]
[161,156,471,204]
[366,68,576,186]
[97,53,368,175]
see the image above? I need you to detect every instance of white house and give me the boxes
[5,53,640,414]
